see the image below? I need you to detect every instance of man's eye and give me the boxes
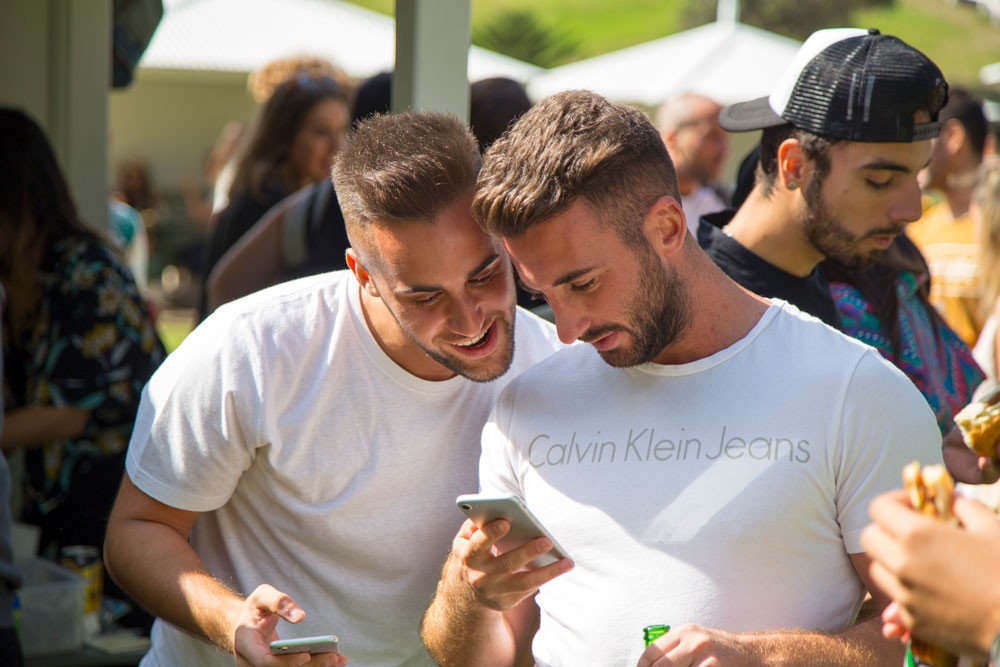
[413,294,441,306]
[571,279,597,292]
[470,271,495,286]
[866,177,893,190]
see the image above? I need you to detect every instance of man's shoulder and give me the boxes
[203,271,351,341]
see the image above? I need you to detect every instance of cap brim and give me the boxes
[719,96,789,132]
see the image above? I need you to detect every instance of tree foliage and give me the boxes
[473,9,579,68]
[681,0,896,40]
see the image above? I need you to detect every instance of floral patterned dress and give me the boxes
[3,235,165,550]
[830,271,985,434]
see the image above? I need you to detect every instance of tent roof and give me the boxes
[526,20,801,106]
[141,0,541,82]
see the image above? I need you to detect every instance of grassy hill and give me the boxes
[347,0,1000,90]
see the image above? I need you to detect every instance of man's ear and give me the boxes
[645,195,687,258]
[777,138,806,190]
[941,118,967,156]
[345,248,380,297]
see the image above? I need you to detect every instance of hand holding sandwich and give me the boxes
[862,487,1000,659]
[943,387,1000,484]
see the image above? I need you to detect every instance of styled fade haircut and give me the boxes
[332,111,481,254]
[474,90,679,248]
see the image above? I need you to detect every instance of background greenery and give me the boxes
[347,0,1000,91]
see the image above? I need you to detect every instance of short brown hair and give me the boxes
[474,90,679,248]
[333,112,481,254]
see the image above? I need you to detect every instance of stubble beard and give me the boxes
[802,175,897,272]
[590,244,690,368]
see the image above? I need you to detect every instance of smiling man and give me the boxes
[103,112,563,667]
[698,28,948,331]
[420,84,944,666]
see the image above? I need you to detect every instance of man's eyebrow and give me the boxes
[552,266,597,288]
[860,157,930,174]
[397,253,502,294]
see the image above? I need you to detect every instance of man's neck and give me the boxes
[723,189,824,278]
[942,177,975,220]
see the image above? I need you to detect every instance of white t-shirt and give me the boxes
[681,186,726,235]
[127,271,563,667]
[479,302,941,667]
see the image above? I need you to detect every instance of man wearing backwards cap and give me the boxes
[704,29,1000,486]
[699,27,947,331]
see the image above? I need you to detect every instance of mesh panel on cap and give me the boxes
[782,34,946,142]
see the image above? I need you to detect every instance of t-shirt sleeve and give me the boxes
[125,309,260,512]
[835,349,941,552]
[478,386,525,499]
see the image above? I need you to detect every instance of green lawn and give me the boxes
[347,0,1000,89]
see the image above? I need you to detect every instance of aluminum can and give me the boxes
[59,545,103,615]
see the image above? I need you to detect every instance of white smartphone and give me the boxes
[269,634,340,656]
[456,493,570,569]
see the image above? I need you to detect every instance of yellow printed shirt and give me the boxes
[906,202,982,346]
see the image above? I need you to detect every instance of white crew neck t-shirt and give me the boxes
[480,301,941,667]
[127,271,563,667]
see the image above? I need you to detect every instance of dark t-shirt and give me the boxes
[198,185,288,319]
[282,180,350,281]
[697,211,842,330]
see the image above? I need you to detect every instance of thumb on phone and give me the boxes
[247,584,306,624]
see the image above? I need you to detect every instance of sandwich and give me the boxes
[901,461,961,667]
[902,461,955,522]
[953,400,1000,458]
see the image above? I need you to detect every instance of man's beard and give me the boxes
[585,243,690,368]
[392,303,517,383]
[802,176,902,271]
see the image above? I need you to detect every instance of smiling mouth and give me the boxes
[453,324,492,350]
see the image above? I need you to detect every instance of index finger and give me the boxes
[952,495,1000,533]
[866,489,926,537]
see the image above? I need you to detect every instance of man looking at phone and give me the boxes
[103,112,562,667]
[420,84,944,667]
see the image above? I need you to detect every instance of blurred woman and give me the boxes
[198,73,351,318]
[972,158,1000,397]
[0,108,166,563]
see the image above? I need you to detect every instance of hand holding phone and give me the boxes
[456,493,570,569]
[269,634,339,656]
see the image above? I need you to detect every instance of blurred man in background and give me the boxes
[908,87,993,346]
[655,92,730,233]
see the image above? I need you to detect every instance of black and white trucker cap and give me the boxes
[719,28,948,143]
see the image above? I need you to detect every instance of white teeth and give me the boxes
[455,329,488,347]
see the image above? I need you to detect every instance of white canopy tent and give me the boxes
[140,0,541,83]
[526,20,801,106]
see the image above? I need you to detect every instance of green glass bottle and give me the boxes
[643,624,670,647]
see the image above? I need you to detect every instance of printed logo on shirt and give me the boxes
[526,426,811,468]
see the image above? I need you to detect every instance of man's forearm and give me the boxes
[1,406,88,449]
[104,515,243,652]
[743,616,903,666]
[421,554,527,667]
